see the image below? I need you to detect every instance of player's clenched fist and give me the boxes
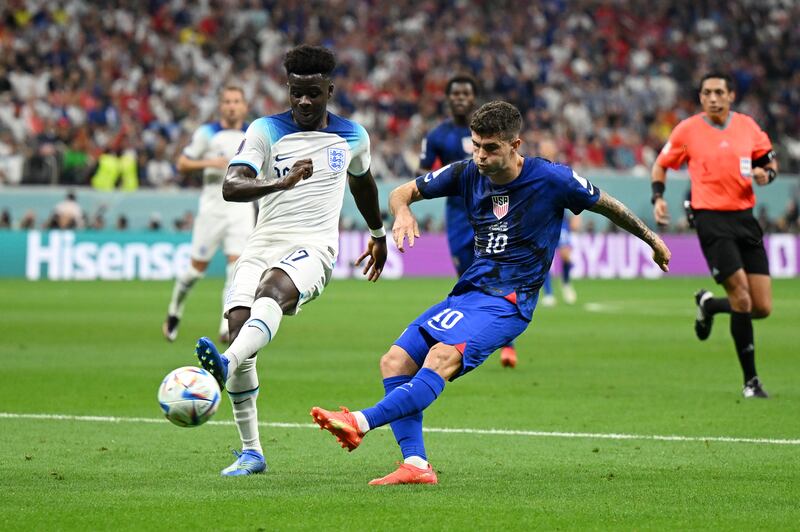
[278,159,313,190]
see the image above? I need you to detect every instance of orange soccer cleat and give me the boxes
[310,406,364,451]
[500,346,517,368]
[368,462,439,485]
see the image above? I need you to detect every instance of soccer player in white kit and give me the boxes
[194,45,388,476]
[163,86,255,343]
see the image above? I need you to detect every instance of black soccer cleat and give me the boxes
[743,377,769,399]
[162,315,180,342]
[694,289,713,341]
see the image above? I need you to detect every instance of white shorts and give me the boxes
[224,243,334,316]
[190,203,256,262]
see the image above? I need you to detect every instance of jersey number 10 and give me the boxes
[485,232,508,254]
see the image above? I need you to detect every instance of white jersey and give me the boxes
[229,111,370,257]
[183,121,249,211]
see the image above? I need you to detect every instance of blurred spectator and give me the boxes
[88,205,107,230]
[91,148,139,191]
[0,208,11,228]
[143,136,177,188]
[776,198,799,232]
[52,191,84,229]
[757,205,777,233]
[0,0,795,185]
[173,211,194,231]
[148,212,163,231]
[0,131,24,185]
[19,210,36,230]
[116,214,129,231]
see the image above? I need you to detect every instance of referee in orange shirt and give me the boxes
[651,72,778,399]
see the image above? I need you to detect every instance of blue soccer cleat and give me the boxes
[195,336,229,390]
[221,449,267,476]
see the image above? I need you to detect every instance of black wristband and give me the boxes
[766,168,777,183]
[651,181,665,204]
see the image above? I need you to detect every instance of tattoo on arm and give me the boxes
[589,191,657,245]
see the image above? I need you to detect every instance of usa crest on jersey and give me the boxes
[327,147,346,172]
[492,195,509,219]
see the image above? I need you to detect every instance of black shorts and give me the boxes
[694,209,770,284]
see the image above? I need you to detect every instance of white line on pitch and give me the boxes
[1,411,798,446]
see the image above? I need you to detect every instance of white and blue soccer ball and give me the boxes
[158,366,221,428]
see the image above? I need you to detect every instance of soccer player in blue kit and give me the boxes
[420,75,519,368]
[311,101,671,485]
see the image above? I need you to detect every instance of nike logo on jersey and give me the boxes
[275,154,292,161]
[572,170,594,194]
[423,164,451,182]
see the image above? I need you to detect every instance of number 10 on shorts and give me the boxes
[426,308,464,331]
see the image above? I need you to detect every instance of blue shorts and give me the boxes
[393,290,530,380]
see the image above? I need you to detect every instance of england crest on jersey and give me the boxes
[328,148,345,172]
[492,195,509,219]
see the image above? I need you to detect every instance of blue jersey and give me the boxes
[419,120,474,269]
[416,157,600,319]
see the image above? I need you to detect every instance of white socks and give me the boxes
[353,411,370,434]
[404,456,429,469]
[226,356,262,455]
[224,297,282,374]
[168,265,204,317]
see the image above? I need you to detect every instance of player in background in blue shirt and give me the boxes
[419,75,519,368]
[537,137,578,307]
[311,101,671,485]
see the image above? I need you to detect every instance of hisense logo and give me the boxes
[25,231,191,281]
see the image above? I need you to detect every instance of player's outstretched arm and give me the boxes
[349,169,388,282]
[389,180,424,252]
[589,191,671,272]
[222,160,313,202]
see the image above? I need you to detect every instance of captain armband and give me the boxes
[753,150,776,168]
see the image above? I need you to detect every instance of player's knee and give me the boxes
[728,287,752,313]
[423,344,461,376]
[379,348,417,377]
[752,300,771,319]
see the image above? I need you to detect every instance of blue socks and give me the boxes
[562,261,572,284]
[379,376,427,460]
[362,368,445,437]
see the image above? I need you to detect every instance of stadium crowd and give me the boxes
[0,0,798,191]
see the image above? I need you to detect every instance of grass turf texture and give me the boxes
[1,277,798,530]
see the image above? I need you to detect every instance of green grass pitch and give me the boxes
[1,277,799,530]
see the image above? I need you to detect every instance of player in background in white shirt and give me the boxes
[163,87,255,344]
[194,45,388,476]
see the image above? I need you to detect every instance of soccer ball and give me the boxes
[158,366,221,428]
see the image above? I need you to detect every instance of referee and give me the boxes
[651,72,778,399]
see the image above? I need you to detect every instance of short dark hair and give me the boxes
[470,101,522,141]
[446,74,478,96]
[700,72,735,92]
[283,45,336,77]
